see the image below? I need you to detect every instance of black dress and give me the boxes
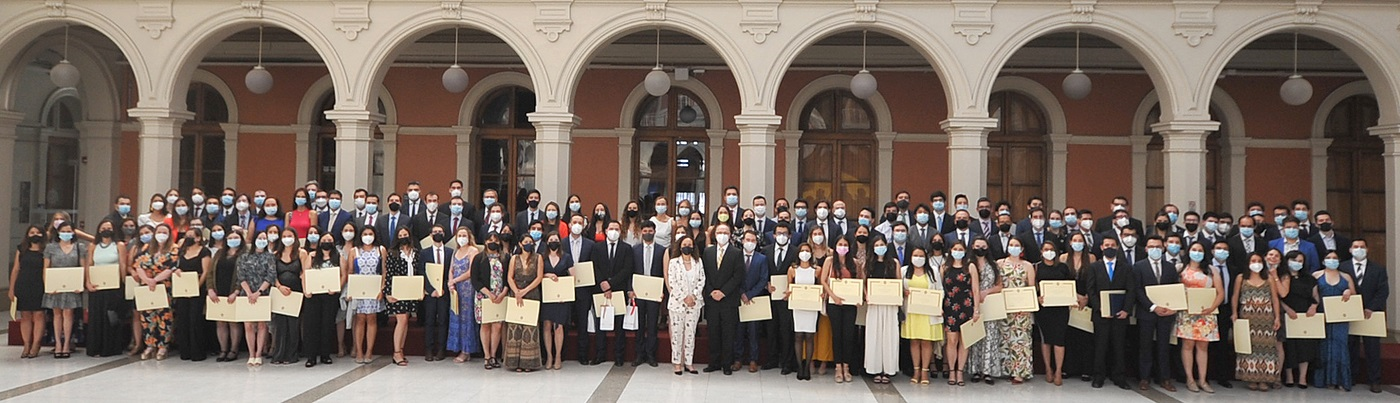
[540,255,573,325]
[13,247,44,311]
[1033,261,1074,346]
[1281,272,1320,367]
[383,251,420,315]
[214,256,238,296]
[942,265,974,332]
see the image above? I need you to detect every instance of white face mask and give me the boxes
[154,233,170,243]
[425,202,438,211]
[811,235,825,245]
[910,256,927,267]
[743,241,757,252]
[816,208,829,220]
[570,223,585,234]
[774,234,789,246]
[715,234,731,246]
[606,229,620,242]
[490,212,503,223]
[833,208,846,219]
[1042,250,1057,261]
[343,231,355,241]
[450,189,462,198]
[281,237,296,246]
[753,206,766,217]
[1079,220,1093,230]
[1115,217,1130,227]
[457,236,470,247]
[1248,263,1264,273]
[361,235,375,245]
[799,251,812,262]
[1031,218,1045,229]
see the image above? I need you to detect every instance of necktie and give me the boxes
[1356,262,1365,285]
[777,247,785,267]
[919,227,927,242]
[757,220,763,233]
[1036,232,1043,245]
[1107,261,1115,282]
[984,221,991,235]
[240,214,249,229]
[530,211,536,223]
[797,222,804,234]
[897,246,904,263]
[609,242,616,260]
[1152,260,1161,282]
[367,214,375,226]
[410,202,417,217]
[436,247,442,264]
[452,216,460,231]
[1126,250,1133,263]
[645,245,653,275]
[389,215,397,231]
[745,254,752,268]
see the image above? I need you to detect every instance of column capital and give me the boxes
[1366,123,1400,138]
[939,117,997,132]
[777,129,803,142]
[1149,120,1219,135]
[706,129,730,142]
[526,111,580,126]
[74,120,121,138]
[734,114,782,127]
[219,123,242,139]
[324,109,385,124]
[0,110,27,127]
[1048,133,1072,153]
[379,124,401,139]
[127,107,194,122]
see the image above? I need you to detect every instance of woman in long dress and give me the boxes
[1233,252,1281,391]
[901,247,943,385]
[134,224,179,361]
[1279,250,1318,388]
[863,236,900,384]
[446,228,481,363]
[472,233,510,369]
[997,238,1036,384]
[966,238,1004,384]
[942,241,980,387]
[503,234,544,371]
[807,225,836,376]
[1312,252,1355,391]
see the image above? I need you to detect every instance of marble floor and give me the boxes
[0,344,1396,403]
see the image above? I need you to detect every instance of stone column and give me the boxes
[0,111,24,253]
[1223,135,1247,213]
[129,107,193,202]
[1047,133,1071,209]
[875,131,896,202]
[1151,120,1219,212]
[220,123,240,188]
[735,114,782,199]
[941,118,997,199]
[75,120,121,227]
[778,130,803,200]
[325,109,383,192]
[291,124,314,186]
[1368,124,1400,324]
[706,129,727,211]
[616,128,635,208]
[1309,137,1333,211]
[527,112,578,203]
[452,125,475,192]
[380,124,400,195]
[1130,135,1151,220]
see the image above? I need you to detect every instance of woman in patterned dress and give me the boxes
[1233,252,1281,391]
[472,232,511,369]
[966,237,1003,384]
[343,226,385,364]
[998,238,1036,384]
[901,247,943,385]
[447,228,481,363]
[503,233,544,371]
[942,241,979,387]
[1312,252,1355,391]
[1177,242,1225,393]
[236,231,276,366]
[383,227,420,366]
[133,224,178,361]
[43,221,86,359]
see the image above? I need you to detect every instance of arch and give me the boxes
[977,11,1192,122]
[298,74,397,125]
[39,88,81,128]
[355,9,548,112]
[0,6,151,113]
[1200,13,1400,125]
[457,72,535,127]
[1312,80,1375,139]
[619,79,724,131]
[765,13,967,119]
[785,74,892,133]
[1131,88,1244,137]
[990,76,1067,134]
[189,69,239,124]
[555,9,754,113]
[159,6,348,114]
[4,35,121,122]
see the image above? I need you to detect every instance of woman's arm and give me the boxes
[1230,274,1243,320]
[507,258,523,294]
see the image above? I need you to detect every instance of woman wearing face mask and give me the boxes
[301,232,341,367]
[668,236,706,375]
[539,232,571,370]
[172,229,211,361]
[1034,241,1073,385]
[1232,252,1281,391]
[542,201,567,238]
[343,226,384,364]
[650,196,673,250]
[169,198,193,238]
[1059,232,1097,381]
[566,194,584,216]
[207,231,245,362]
[1312,251,1355,391]
[125,224,154,356]
[255,197,286,235]
[11,226,48,359]
[1177,242,1226,392]
[785,242,819,380]
[966,237,1005,385]
[942,241,981,386]
[447,228,482,363]
[383,227,420,366]
[900,246,944,385]
[503,232,544,372]
[674,200,695,233]
[822,234,865,383]
[269,228,307,365]
[621,201,643,246]
[286,188,319,243]
[42,222,87,358]
[1278,251,1317,387]
[681,211,709,253]
[807,225,835,375]
[472,233,511,369]
[138,194,169,229]
[864,236,901,384]
[237,231,276,366]
[206,223,228,253]
[712,205,734,236]
[335,222,359,357]
[589,203,612,243]
[84,220,128,357]
[995,238,1036,384]
[133,224,178,360]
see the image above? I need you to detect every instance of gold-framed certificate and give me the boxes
[1186,288,1218,314]
[124,276,138,300]
[134,284,169,311]
[1069,306,1094,333]
[1347,312,1387,338]
[865,279,903,306]
[788,284,823,311]
[828,278,863,306]
[235,296,272,322]
[962,317,987,345]
[592,292,625,317]
[480,297,506,323]
[770,275,789,300]
[1145,283,1188,311]
[542,276,575,303]
[632,274,665,302]
[1002,287,1040,313]
[425,263,445,292]
[205,297,236,322]
[1039,280,1077,307]
[1233,318,1252,354]
[89,264,122,290]
[906,288,942,317]
[739,296,773,322]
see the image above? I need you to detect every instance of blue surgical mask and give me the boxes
[450,205,463,215]
[294,197,307,206]
[255,239,269,249]
[725,195,739,206]
[264,206,278,216]
[328,199,342,210]
[858,217,871,227]
[1204,221,1219,233]
[483,197,496,206]
[117,205,131,215]
[1294,210,1308,221]
[365,204,378,214]
[1006,245,1022,257]
[307,234,321,244]
[254,196,266,206]
[206,203,221,214]
[873,245,888,255]
[1049,219,1063,229]
[1323,258,1339,270]
[689,219,702,228]
[932,201,946,211]
[226,238,242,248]
[1070,242,1084,252]
[1287,260,1304,271]
[1166,243,1182,255]
[1167,212,1179,223]
[547,210,559,220]
[1064,215,1078,227]
[140,233,153,244]
[679,208,692,217]
[916,213,929,224]
[1147,247,1163,260]
[950,250,966,260]
[211,230,225,240]
[58,232,74,242]
[894,232,908,243]
[1188,250,1206,262]
[654,205,667,215]
[1283,227,1299,239]
[529,230,543,241]
[1213,249,1229,261]
[1274,215,1285,226]
[1238,227,1255,238]
[793,208,806,219]
[221,195,235,206]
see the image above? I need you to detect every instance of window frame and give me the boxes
[632,88,712,215]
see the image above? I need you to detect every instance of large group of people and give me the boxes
[7,181,1390,394]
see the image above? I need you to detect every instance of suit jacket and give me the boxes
[762,243,799,277]
[987,231,1015,261]
[1306,232,1352,261]
[1132,258,1181,315]
[1340,260,1389,312]
[375,212,411,245]
[973,218,995,239]
[1016,230,1061,256]
[942,229,978,250]
[401,199,425,219]
[442,214,477,236]
[703,244,745,307]
[1268,238,1321,274]
[590,240,635,293]
[410,209,450,242]
[740,252,770,299]
[928,213,953,237]
[417,245,453,294]
[1226,234,1265,270]
[633,241,667,278]
[476,220,509,244]
[908,224,937,252]
[223,211,257,233]
[1080,257,1137,317]
[1180,231,1216,250]
[1015,217,1033,236]
[318,209,353,243]
[514,209,544,236]
[564,235,595,265]
[752,218,776,236]
[1095,216,1145,235]
[807,218,844,248]
[1101,230,1145,264]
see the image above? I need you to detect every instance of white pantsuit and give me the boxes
[667,257,706,366]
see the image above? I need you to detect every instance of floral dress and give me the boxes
[134,248,176,349]
[1176,266,1220,341]
[942,264,973,331]
[967,260,1005,378]
[475,255,507,324]
[352,247,383,314]
[1000,260,1033,379]
[382,251,419,315]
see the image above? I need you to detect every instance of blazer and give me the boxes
[1094,216,1145,236]
[514,209,544,236]
[417,245,452,294]
[1267,238,1321,275]
[476,220,509,244]
[442,214,477,236]
[942,229,979,250]
[1306,232,1352,261]
[633,241,667,278]
[374,212,411,245]
[1080,257,1137,317]
[807,218,844,248]
[931,212,954,236]
[1340,260,1389,312]
[1101,230,1145,264]
[762,243,799,277]
[1016,230,1062,257]
[1132,258,1181,315]
[752,217,776,236]
[222,211,257,233]
[469,252,511,292]
[564,235,595,265]
[907,224,936,252]
[740,252,770,299]
[1226,234,1266,270]
[319,209,354,243]
[590,240,635,293]
[703,244,745,307]
[401,199,425,219]
[410,209,450,242]
[987,231,1015,261]
[1180,231,1216,250]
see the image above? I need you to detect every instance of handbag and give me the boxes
[598,305,616,331]
[622,301,639,330]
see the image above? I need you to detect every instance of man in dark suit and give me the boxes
[1227,216,1264,270]
[1079,236,1135,390]
[563,214,596,365]
[1206,239,1236,389]
[444,197,476,236]
[374,193,411,246]
[102,195,135,227]
[1268,217,1320,274]
[716,186,746,226]
[762,223,799,373]
[589,221,634,366]
[1105,226,1144,265]
[319,190,354,244]
[1306,211,1352,261]
[1339,239,1389,393]
[974,198,997,238]
[630,221,666,367]
[889,222,913,266]
[1014,196,1045,235]
[1291,200,1315,240]
[702,223,744,375]
[735,230,769,372]
[224,194,258,235]
[417,225,452,361]
[477,204,509,242]
[477,188,503,231]
[513,189,543,236]
[751,195,775,237]
[809,201,843,248]
[1132,236,1180,391]
[909,204,937,252]
[1016,207,1060,252]
[1094,196,1145,235]
[987,211,1015,261]
[351,194,381,233]
[410,192,449,243]
[928,191,953,235]
[943,209,977,249]
[789,199,811,243]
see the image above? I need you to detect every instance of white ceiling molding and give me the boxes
[739,0,781,44]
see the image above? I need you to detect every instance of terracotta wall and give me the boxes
[571,137,619,207]
[394,135,457,190]
[1065,144,1133,209]
[890,141,950,202]
[119,131,139,197]
[235,132,297,198]
[1245,147,1311,208]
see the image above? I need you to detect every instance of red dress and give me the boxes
[287,209,313,239]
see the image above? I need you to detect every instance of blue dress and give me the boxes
[447,254,480,354]
[1312,273,1352,390]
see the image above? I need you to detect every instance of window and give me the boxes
[635,89,709,215]
[476,86,536,214]
[1143,104,1224,212]
[179,82,227,193]
[987,91,1048,217]
[799,90,875,209]
[42,97,81,210]
[311,92,387,192]
[1325,94,1385,263]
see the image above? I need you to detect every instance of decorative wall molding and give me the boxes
[44,0,66,17]
[1171,0,1219,47]
[1070,0,1097,24]
[439,0,462,20]
[241,0,263,18]
[533,0,573,42]
[739,0,782,44]
[135,1,174,39]
[644,0,667,21]
[951,0,996,45]
[1294,0,1322,24]
[854,0,878,23]
[332,1,372,41]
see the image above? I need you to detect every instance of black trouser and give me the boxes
[1350,335,1383,385]
[1093,316,1129,383]
[706,303,738,367]
[422,294,449,356]
[85,289,125,357]
[1208,316,1235,383]
[572,290,595,361]
[1137,311,1175,382]
[594,313,626,362]
[634,299,660,362]
[271,313,301,362]
[767,298,795,370]
[827,304,858,365]
[302,294,337,359]
[173,297,208,360]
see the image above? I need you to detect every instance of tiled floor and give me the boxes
[0,344,1395,402]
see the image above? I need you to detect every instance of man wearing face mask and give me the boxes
[1013,196,1045,235]
[762,223,799,373]
[1094,196,1144,235]
[809,201,844,249]
[1227,216,1264,270]
[319,190,354,244]
[734,230,770,373]
[418,225,452,361]
[750,195,774,237]
[701,223,745,375]
[104,195,136,225]
[374,194,410,247]
[988,210,1016,260]
[410,192,449,243]
[874,202,899,240]
[1079,236,1135,390]
[1180,211,1210,248]
[1016,207,1061,255]
[514,189,543,236]
[1206,240,1238,389]
[1107,226,1144,264]
[478,188,502,229]
[1290,200,1315,240]
[1305,210,1351,261]
[928,191,953,234]
[893,190,912,225]
[477,204,509,243]
[588,221,634,366]
[943,209,976,250]
[717,186,746,225]
[402,182,424,218]
[630,221,667,367]
[1338,239,1388,393]
[1268,217,1320,275]
[1131,235,1181,391]
[563,214,597,365]
[974,197,996,238]
[833,200,854,237]
[445,196,477,236]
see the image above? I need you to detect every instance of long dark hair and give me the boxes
[942,240,971,279]
[312,237,340,268]
[904,246,932,280]
[17,225,44,251]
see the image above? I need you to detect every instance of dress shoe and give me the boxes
[1370,384,1381,393]
[723,368,733,375]
[1115,381,1132,390]
[647,359,658,367]
[614,360,624,367]
[425,355,436,362]
[1160,380,1176,392]
[320,356,333,365]
[1091,379,1105,388]
[781,368,794,375]
[1138,380,1150,391]
[749,362,759,373]
[703,366,722,373]
[762,363,779,370]
[1217,380,1233,389]
[632,360,643,367]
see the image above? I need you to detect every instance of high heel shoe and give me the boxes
[921,369,931,385]
[913,367,922,384]
[140,349,155,360]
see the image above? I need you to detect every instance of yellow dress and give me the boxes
[900,274,944,341]
[815,315,835,361]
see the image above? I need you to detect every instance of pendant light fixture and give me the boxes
[1062,30,1092,100]
[644,28,671,97]
[1279,32,1313,106]
[244,25,274,94]
[442,26,470,93]
[49,24,80,88]
[850,29,877,99]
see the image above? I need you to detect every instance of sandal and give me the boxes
[912,368,922,384]
[921,369,931,385]
[393,351,407,367]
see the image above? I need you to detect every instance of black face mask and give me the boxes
[973,248,988,257]
[642,233,655,242]
[1156,222,1172,232]
[1102,248,1119,259]
[388,202,401,212]
[528,200,539,209]
[897,200,910,210]
[743,218,756,227]
[123,227,137,236]
[1319,222,1333,232]
[955,219,969,230]
[930,242,944,251]
[999,223,1013,233]
[978,209,992,219]
[776,205,789,213]
[626,210,638,218]
[1184,223,1199,232]
[680,246,695,255]
[546,242,560,251]
[856,234,869,244]
[396,237,413,248]
[320,242,334,251]
[28,235,43,244]
[595,211,606,218]
[432,233,446,243]
[98,230,114,239]
[884,213,897,223]
[486,242,501,252]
